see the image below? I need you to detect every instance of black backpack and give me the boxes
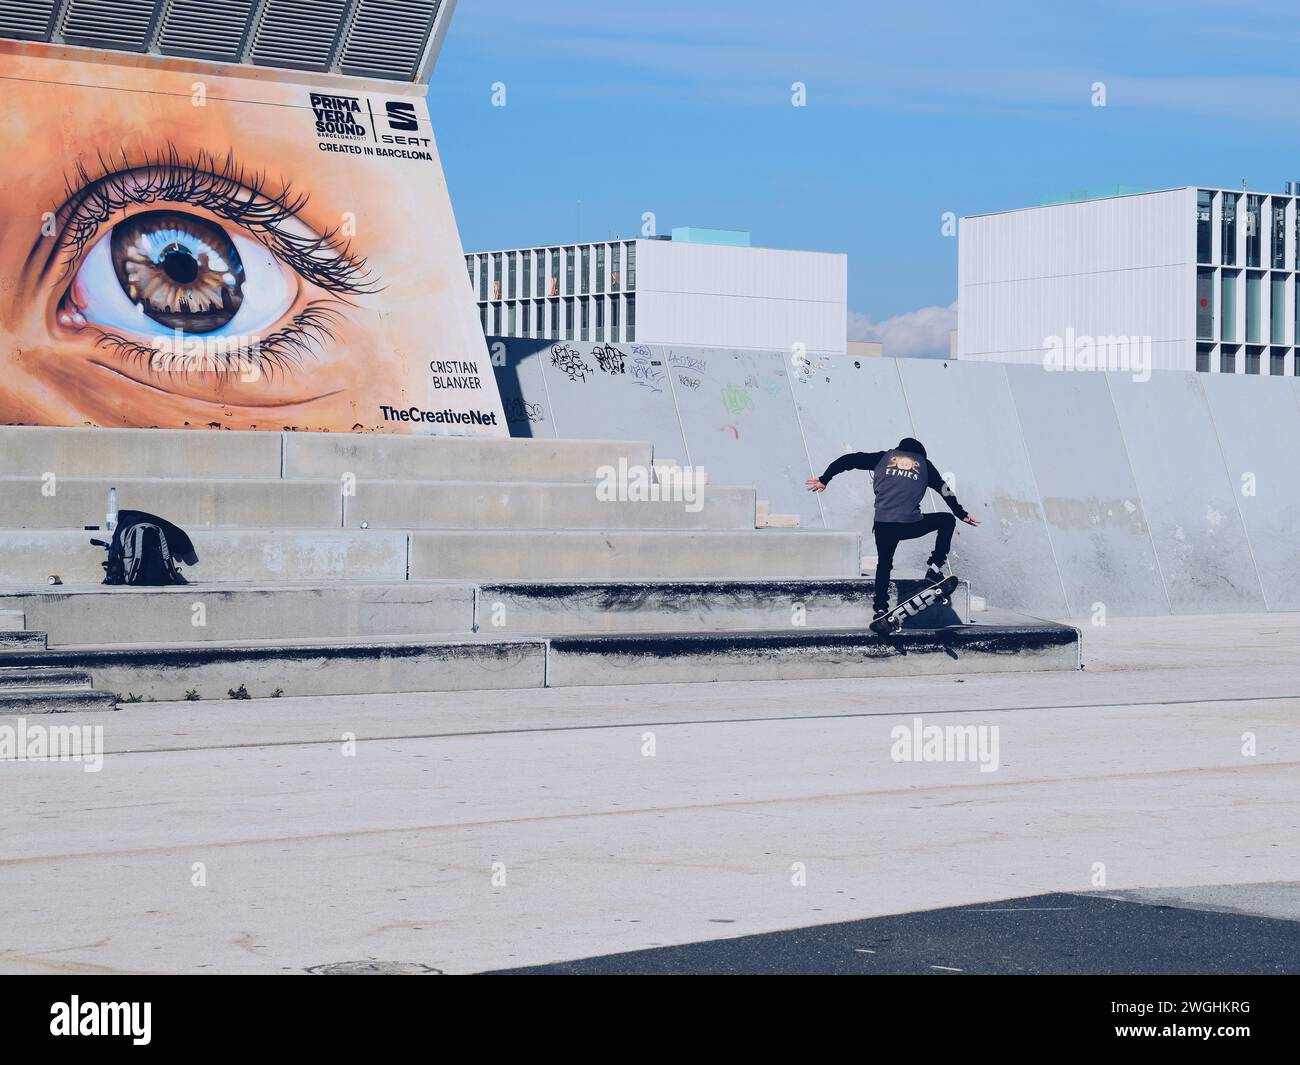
[123,523,185,586]
[99,510,195,586]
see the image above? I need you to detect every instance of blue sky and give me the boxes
[428,0,1300,354]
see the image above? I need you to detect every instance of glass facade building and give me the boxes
[1194,187,1299,375]
[466,240,639,344]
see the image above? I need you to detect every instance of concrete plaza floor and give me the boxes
[1,613,1298,974]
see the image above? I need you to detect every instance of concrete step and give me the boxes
[0,667,95,690]
[0,578,964,647]
[1,617,1078,702]
[756,500,800,528]
[1,638,547,703]
[0,631,47,651]
[545,621,1082,686]
[0,609,23,631]
[0,688,118,714]
[282,432,653,483]
[344,481,755,531]
[0,475,752,532]
[0,583,477,647]
[0,530,409,584]
[478,578,969,635]
[0,426,655,486]
[0,426,282,479]
[409,530,861,581]
[0,527,857,585]
[0,476,341,530]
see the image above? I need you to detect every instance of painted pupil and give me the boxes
[110,210,244,332]
[161,245,200,285]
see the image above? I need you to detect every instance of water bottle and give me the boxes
[106,486,118,535]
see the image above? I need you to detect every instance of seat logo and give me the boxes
[385,101,419,131]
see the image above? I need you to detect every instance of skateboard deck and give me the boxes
[872,574,960,635]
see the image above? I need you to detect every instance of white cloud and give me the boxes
[849,302,957,359]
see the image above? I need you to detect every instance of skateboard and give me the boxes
[870,574,960,636]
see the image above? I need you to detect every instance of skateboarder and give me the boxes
[805,437,978,627]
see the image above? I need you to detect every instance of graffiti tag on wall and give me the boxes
[550,343,594,383]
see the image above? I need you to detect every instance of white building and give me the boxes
[958,186,1300,375]
[466,229,847,353]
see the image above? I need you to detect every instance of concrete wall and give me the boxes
[492,337,1300,618]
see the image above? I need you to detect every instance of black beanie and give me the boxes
[897,437,927,457]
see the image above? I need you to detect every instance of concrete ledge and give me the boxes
[544,622,1082,686]
[0,426,281,479]
[0,667,94,690]
[0,583,477,647]
[477,578,968,635]
[0,477,341,530]
[0,631,47,651]
[0,688,118,715]
[3,638,547,702]
[345,481,756,531]
[411,530,862,581]
[284,433,655,483]
[2,618,1076,703]
[0,579,962,647]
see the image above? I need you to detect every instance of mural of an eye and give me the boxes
[111,211,244,331]
[64,209,295,339]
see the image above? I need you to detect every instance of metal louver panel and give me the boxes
[155,0,255,62]
[59,0,162,51]
[0,0,61,40]
[249,0,349,72]
[1,0,457,82]
[338,0,439,81]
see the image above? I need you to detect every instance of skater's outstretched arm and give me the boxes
[805,451,885,492]
[926,461,979,525]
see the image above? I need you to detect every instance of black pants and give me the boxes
[873,513,956,612]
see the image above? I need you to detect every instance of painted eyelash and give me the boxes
[90,301,346,385]
[50,145,378,295]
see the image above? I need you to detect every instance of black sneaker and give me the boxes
[924,564,945,585]
[870,612,894,636]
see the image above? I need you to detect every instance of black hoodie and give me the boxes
[819,440,968,523]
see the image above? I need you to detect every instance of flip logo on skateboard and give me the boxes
[885,575,959,628]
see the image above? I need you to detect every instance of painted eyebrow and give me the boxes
[23,143,378,296]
